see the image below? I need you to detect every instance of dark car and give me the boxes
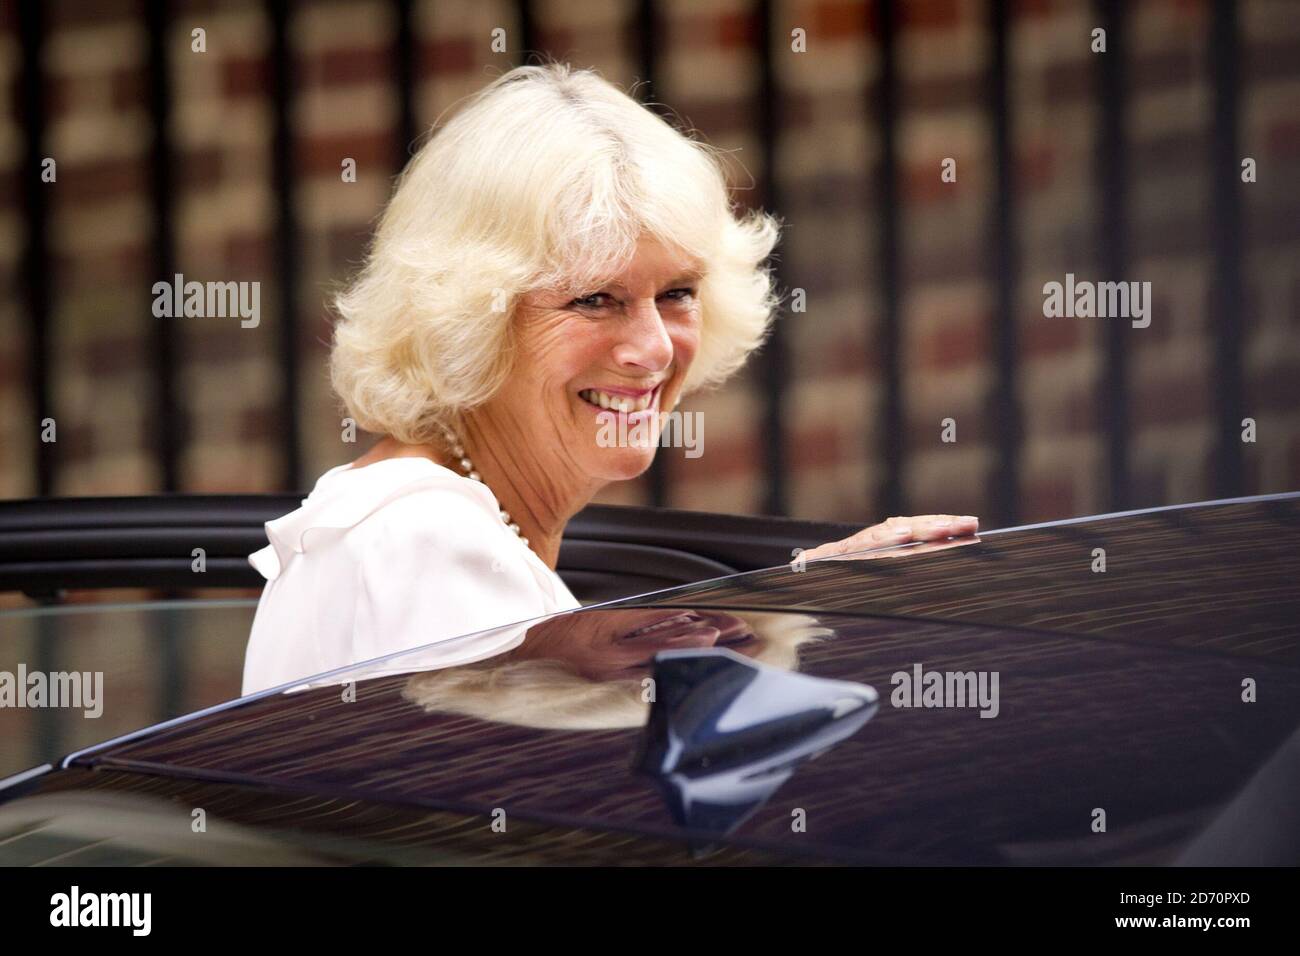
[0,492,1297,865]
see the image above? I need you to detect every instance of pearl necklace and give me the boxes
[439,425,529,548]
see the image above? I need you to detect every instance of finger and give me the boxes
[910,514,979,541]
[842,515,975,551]
[829,527,903,556]
[832,534,982,563]
[860,535,981,560]
[803,523,906,561]
[859,517,928,545]
[874,520,915,542]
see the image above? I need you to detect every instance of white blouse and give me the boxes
[241,457,581,695]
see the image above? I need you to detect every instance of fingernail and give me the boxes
[933,521,953,532]
[960,515,977,523]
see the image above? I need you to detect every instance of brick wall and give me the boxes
[2,0,1298,529]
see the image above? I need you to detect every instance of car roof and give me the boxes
[617,491,1300,663]
[50,494,1300,863]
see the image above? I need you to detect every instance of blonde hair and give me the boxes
[402,612,830,731]
[330,63,781,445]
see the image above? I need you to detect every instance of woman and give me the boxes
[242,64,977,696]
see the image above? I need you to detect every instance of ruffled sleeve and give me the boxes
[348,484,559,673]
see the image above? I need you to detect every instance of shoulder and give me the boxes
[356,472,507,540]
[350,474,526,577]
[347,478,553,656]
[311,459,505,544]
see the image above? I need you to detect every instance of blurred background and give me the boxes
[4,0,1299,521]
[1,0,1298,772]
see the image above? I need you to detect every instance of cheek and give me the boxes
[512,320,595,393]
[678,328,701,361]
[552,334,615,386]
[670,318,702,372]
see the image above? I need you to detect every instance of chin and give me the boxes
[589,446,659,482]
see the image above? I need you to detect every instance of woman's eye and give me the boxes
[570,293,611,309]
[660,287,696,303]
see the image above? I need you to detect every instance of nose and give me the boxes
[611,298,673,372]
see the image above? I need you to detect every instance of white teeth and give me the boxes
[579,388,655,412]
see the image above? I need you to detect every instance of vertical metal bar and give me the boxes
[145,5,188,709]
[393,0,416,174]
[153,604,185,723]
[875,0,903,519]
[1096,0,1128,510]
[1209,0,1243,499]
[268,0,303,491]
[18,1,53,497]
[145,0,182,494]
[633,0,669,508]
[756,0,788,516]
[634,0,671,121]
[988,0,1020,526]
[33,614,62,766]
[635,0,662,110]
[515,0,536,65]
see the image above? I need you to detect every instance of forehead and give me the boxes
[613,238,701,282]
[536,239,703,299]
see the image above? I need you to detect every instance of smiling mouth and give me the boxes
[578,384,660,413]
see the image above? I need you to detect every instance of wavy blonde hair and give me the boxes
[330,63,781,445]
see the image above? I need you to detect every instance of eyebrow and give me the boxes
[667,270,704,285]
[601,272,703,294]
[555,268,704,301]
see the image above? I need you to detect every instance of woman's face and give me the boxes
[485,237,703,483]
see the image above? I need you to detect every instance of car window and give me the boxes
[0,599,256,777]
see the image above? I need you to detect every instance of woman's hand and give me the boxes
[514,609,756,681]
[800,514,979,563]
